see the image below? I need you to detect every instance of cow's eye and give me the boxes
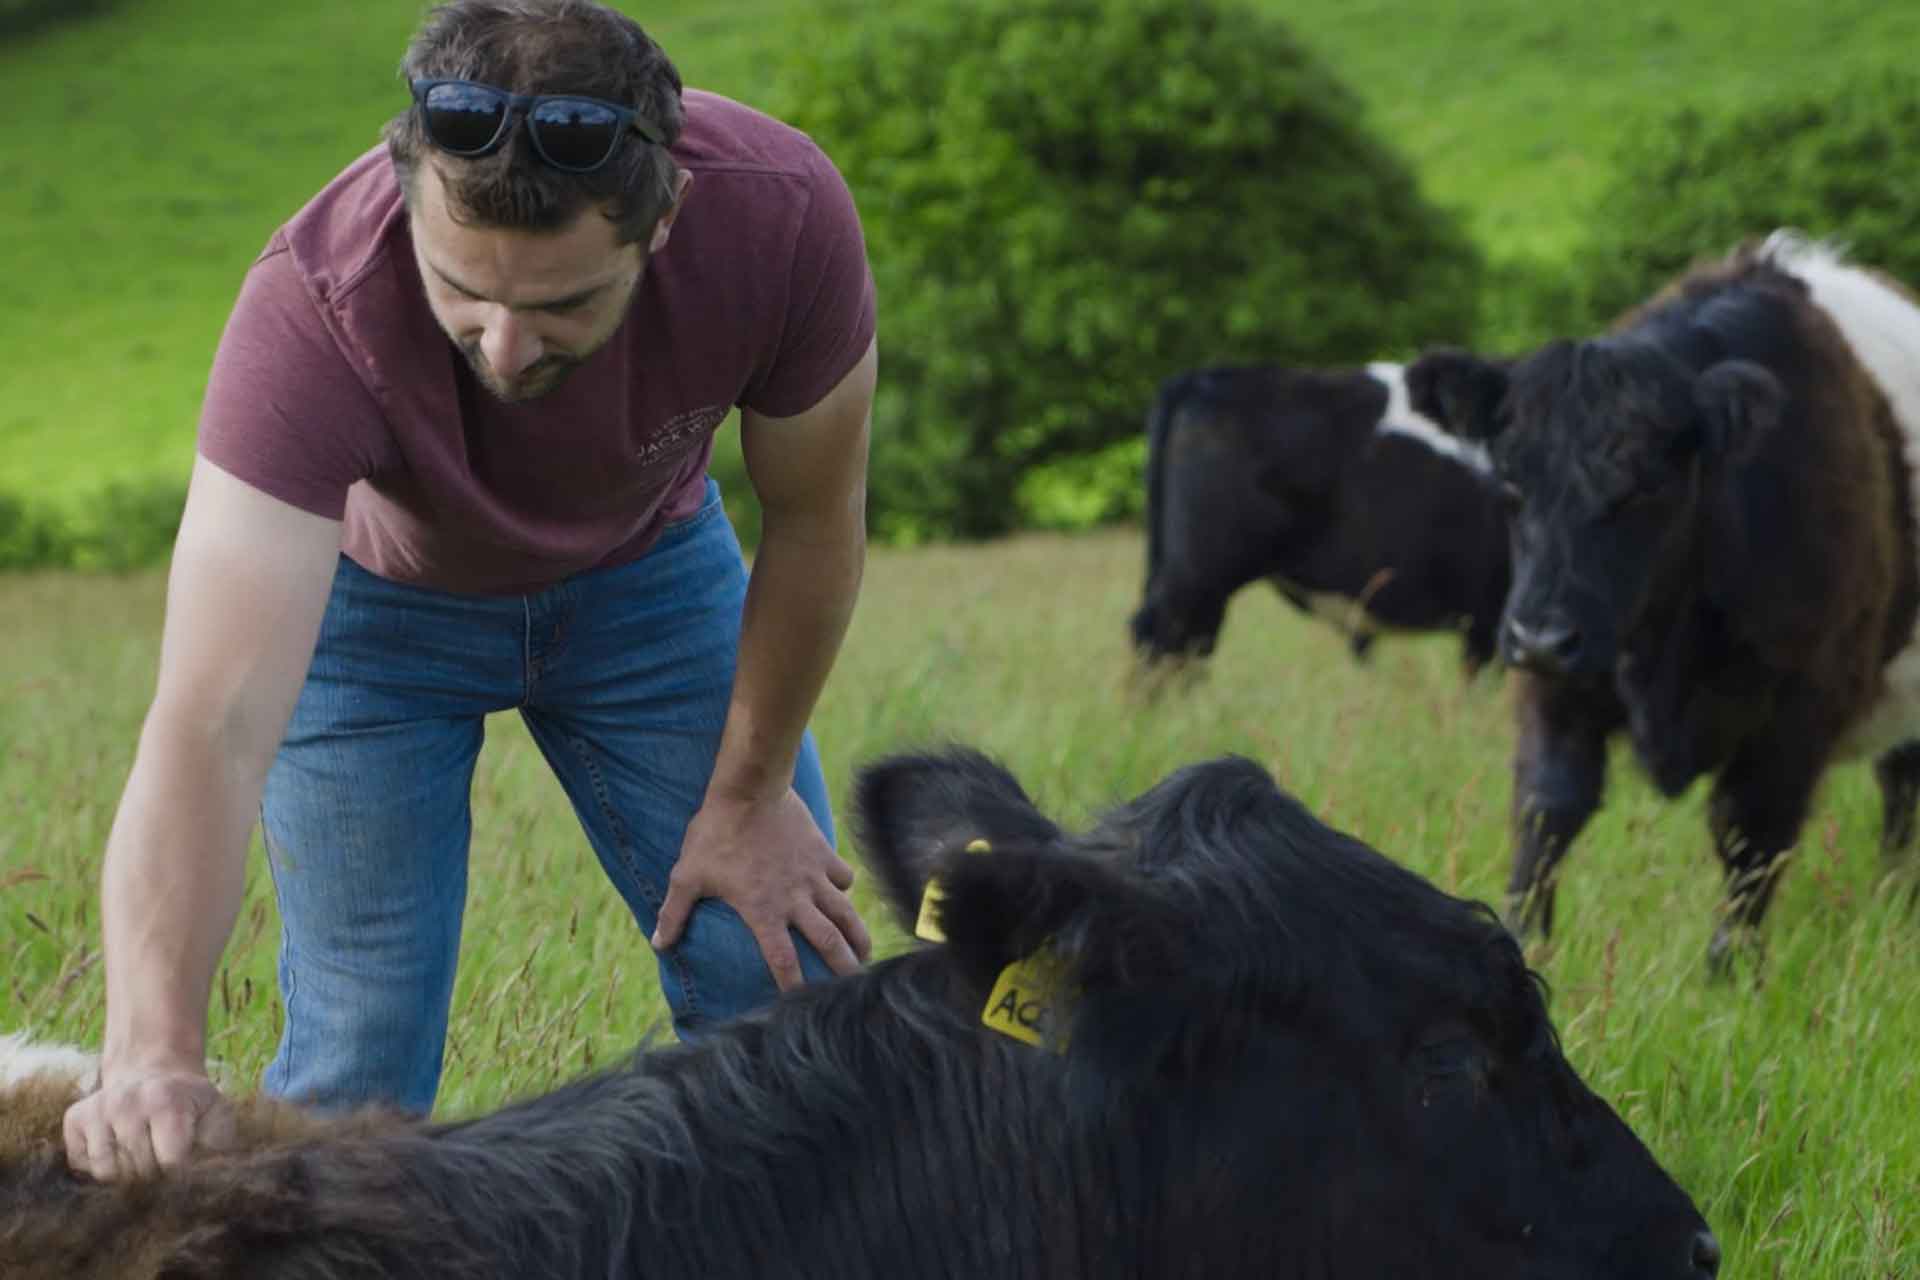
[1414,1034,1484,1080]
[1601,486,1663,521]
[1413,1035,1491,1112]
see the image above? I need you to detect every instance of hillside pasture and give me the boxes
[2,529,1915,1275]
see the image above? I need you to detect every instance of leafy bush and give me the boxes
[0,0,120,41]
[1573,73,1920,329]
[0,493,74,571]
[766,0,1482,540]
[0,478,183,574]
[69,478,188,573]
[1473,253,1592,356]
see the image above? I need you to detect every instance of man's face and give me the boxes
[407,159,648,403]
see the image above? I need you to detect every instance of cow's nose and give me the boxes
[1691,1229,1721,1277]
[1504,616,1581,673]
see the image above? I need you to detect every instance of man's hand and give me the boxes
[64,1060,235,1180]
[652,786,872,990]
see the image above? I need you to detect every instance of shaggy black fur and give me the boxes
[2,750,1715,1279]
[1409,238,1920,962]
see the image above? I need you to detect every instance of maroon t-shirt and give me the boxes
[197,90,876,595]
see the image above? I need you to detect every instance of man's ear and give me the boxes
[647,169,694,254]
[852,749,1064,934]
[1693,359,1785,463]
[1405,348,1511,441]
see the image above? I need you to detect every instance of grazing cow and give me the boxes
[1129,362,1511,673]
[1408,232,1920,964]
[1,749,1717,1279]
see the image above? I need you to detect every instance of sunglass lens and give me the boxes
[529,98,623,171]
[422,83,509,155]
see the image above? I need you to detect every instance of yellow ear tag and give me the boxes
[981,946,1074,1051]
[913,837,993,943]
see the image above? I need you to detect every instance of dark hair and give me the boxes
[384,0,686,245]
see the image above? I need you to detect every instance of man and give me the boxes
[64,0,877,1179]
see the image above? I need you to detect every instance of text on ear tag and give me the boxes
[982,947,1073,1051]
[913,837,993,943]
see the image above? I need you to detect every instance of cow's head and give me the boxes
[1131,369,1382,664]
[1408,343,1781,685]
[855,749,1717,1278]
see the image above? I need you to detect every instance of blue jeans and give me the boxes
[258,480,834,1113]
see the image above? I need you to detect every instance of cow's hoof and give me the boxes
[1500,893,1551,947]
[1705,925,1764,985]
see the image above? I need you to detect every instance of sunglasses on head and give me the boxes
[410,78,665,174]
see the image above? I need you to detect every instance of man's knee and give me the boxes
[661,899,835,1038]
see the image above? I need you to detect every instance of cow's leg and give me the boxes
[1873,740,1920,868]
[1461,610,1499,680]
[1704,732,1825,978]
[1506,674,1615,942]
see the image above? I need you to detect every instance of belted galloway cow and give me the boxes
[3,749,1715,1278]
[1409,232,1920,965]
[1130,362,1510,672]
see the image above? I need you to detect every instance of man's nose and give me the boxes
[479,307,543,381]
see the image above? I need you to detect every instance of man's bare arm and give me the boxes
[652,338,877,987]
[717,338,876,800]
[67,454,341,1178]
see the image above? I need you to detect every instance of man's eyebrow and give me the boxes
[425,261,609,311]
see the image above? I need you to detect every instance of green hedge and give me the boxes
[765,0,1482,541]
[1571,72,1920,331]
[0,479,185,574]
[0,0,121,41]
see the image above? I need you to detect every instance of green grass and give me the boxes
[1282,0,1920,262]
[0,0,774,503]
[7,0,1920,503]
[3,532,1916,1275]
[3,2,1918,1272]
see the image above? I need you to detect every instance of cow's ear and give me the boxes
[930,844,1185,1015]
[1406,348,1510,441]
[936,849,1241,1086]
[852,749,1065,934]
[1693,359,1784,463]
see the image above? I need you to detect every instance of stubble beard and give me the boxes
[453,267,642,404]
[459,344,584,403]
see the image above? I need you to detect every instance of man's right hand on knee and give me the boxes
[64,1058,235,1181]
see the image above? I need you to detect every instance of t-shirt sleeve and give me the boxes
[196,236,385,520]
[740,148,878,419]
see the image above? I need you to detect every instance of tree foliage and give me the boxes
[767,0,1482,539]
[1575,73,1920,328]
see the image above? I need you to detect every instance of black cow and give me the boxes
[1130,362,1511,673]
[1,749,1716,1279]
[1408,231,1920,966]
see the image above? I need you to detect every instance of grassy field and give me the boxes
[3,0,1918,1273]
[3,531,1916,1274]
[5,0,1920,504]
